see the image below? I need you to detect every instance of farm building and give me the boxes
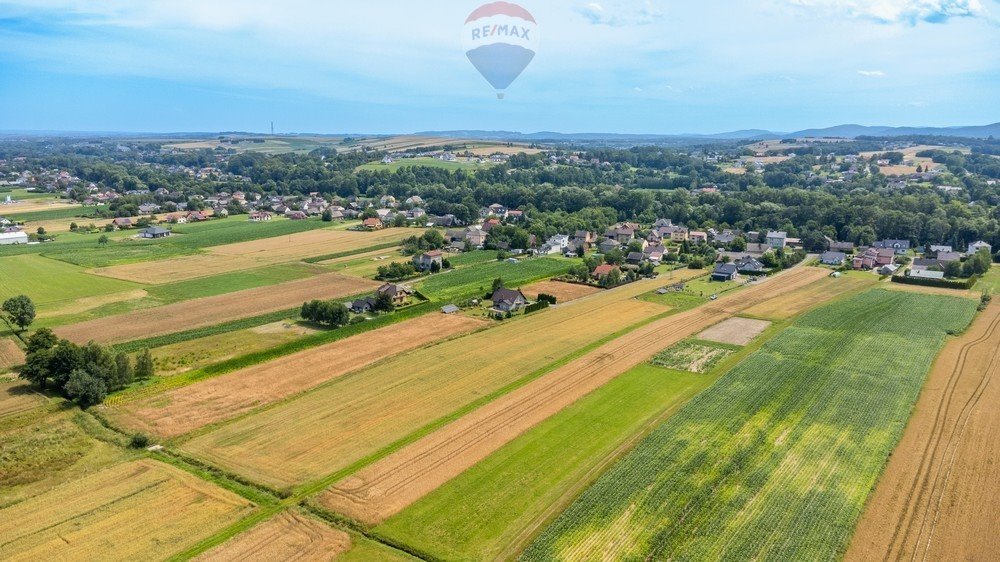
[712,263,739,282]
[0,231,29,245]
[139,226,171,239]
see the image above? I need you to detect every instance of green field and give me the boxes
[523,289,977,561]
[976,264,1000,294]
[0,254,140,313]
[417,257,576,301]
[375,365,716,561]
[356,157,493,173]
[3,204,101,223]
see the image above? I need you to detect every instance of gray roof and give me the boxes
[441,304,460,314]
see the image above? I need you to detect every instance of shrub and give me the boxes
[129,433,151,449]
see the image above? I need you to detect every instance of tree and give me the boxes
[2,295,36,331]
[64,369,107,408]
[943,260,963,278]
[134,348,155,380]
[575,244,586,258]
[19,350,51,389]
[113,352,134,389]
[36,226,46,235]
[322,209,334,222]
[491,278,505,295]
[430,260,442,273]
[728,236,747,252]
[25,328,58,354]
[373,291,396,313]
[70,222,78,231]
[98,234,109,246]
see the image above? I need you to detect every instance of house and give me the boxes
[734,256,766,274]
[187,211,208,222]
[669,227,690,243]
[489,287,529,313]
[968,241,992,255]
[465,226,488,247]
[874,239,911,254]
[507,209,524,221]
[879,264,899,276]
[429,214,460,227]
[766,231,787,249]
[376,283,413,306]
[413,250,443,271]
[0,231,28,245]
[828,240,855,253]
[138,203,161,214]
[605,224,636,244]
[111,217,133,230]
[487,203,509,218]
[909,269,945,280]
[819,251,847,266]
[481,218,501,232]
[712,263,740,282]
[937,251,961,263]
[139,226,170,239]
[911,258,942,272]
[929,245,953,254]
[853,248,881,270]
[362,218,384,231]
[287,211,309,220]
[592,264,616,279]
[689,231,708,244]
[404,195,424,206]
[248,211,272,222]
[714,229,741,245]
[598,238,621,254]
[626,251,645,265]
[653,218,674,229]
[350,296,378,314]
[571,230,594,249]
[406,208,426,220]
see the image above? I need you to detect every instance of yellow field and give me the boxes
[742,272,877,320]
[0,460,254,561]
[91,227,418,283]
[0,199,78,214]
[194,511,350,561]
[178,274,697,489]
[0,381,42,418]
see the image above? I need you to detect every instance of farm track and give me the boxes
[847,302,1000,562]
[320,267,829,524]
[53,272,378,344]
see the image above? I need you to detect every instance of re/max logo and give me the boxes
[471,24,532,41]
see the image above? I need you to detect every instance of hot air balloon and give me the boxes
[462,2,539,99]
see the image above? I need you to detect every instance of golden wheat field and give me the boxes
[178,275,686,489]
[0,460,254,561]
[193,511,351,562]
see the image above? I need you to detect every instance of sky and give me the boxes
[0,0,998,134]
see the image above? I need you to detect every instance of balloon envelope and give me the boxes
[462,2,539,96]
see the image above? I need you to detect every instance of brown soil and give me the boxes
[114,313,485,438]
[53,273,377,344]
[845,301,1000,562]
[521,280,601,303]
[91,228,414,283]
[194,511,350,562]
[696,317,772,346]
[0,338,25,371]
[319,267,829,524]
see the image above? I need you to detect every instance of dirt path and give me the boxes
[319,267,830,525]
[846,302,1000,562]
[53,273,378,344]
[113,313,485,438]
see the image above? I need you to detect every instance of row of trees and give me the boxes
[19,329,154,407]
[300,300,351,326]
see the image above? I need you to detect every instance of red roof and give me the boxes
[593,264,614,276]
[363,218,382,226]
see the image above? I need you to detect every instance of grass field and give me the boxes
[178,278,674,489]
[0,255,140,315]
[374,365,716,561]
[523,290,977,561]
[0,381,41,418]
[356,156,493,172]
[650,339,738,373]
[417,257,576,300]
[0,459,255,560]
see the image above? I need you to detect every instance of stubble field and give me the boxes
[194,511,351,562]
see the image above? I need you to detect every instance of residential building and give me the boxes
[362,218,384,231]
[413,250,443,271]
[874,239,911,254]
[734,256,766,274]
[712,263,739,282]
[139,226,170,239]
[968,241,993,255]
[376,283,413,306]
[766,231,787,249]
[819,251,847,266]
[490,287,529,313]
[248,211,272,222]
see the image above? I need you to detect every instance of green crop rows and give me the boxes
[523,289,976,561]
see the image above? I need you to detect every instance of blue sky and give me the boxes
[0,0,997,134]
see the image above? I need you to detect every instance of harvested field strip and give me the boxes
[114,314,486,438]
[0,460,254,561]
[0,338,25,371]
[178,275,684,489]
[522,290,976,561]
[54,272,378,344]
[91,227,415,283]
[319,268,829,525]
[305,242,405,264]
[105,301,440,406]
[0,382,42,418]
[846,301,1000,562]
[521,280,601,303]
[111,308,299,354]
[372,366,715,561]
[742,271,877,320]
[696,317,772,346]
[193,511,351,562]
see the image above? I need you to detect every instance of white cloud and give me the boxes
[576,0,664,26]
[788,0,992,25]
[858,69,887,77]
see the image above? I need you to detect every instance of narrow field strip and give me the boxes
[193,510,351,562]
[112,313,486,438]
[0,381,43,419]
[176,274,693,489]
[91,228,415,283]
[53,272,378,344]
[0,460,255,561]
[319,268,829,525]
[521,290,976,561]
[0,338,25,371]
[846,301,1000,562]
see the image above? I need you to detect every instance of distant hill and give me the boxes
[418,122,1000,142]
